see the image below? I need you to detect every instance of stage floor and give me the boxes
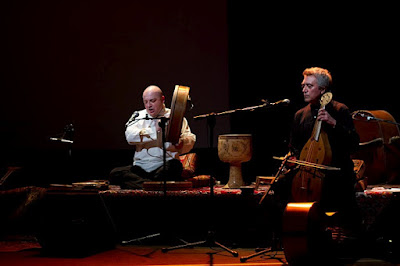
[2,184,400,264]
[0,234,395,266]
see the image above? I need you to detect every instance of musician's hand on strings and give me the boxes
[318,109,337,127]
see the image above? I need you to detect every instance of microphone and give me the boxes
[352,112,375,121]
[50,137,74,144]
[269,99,290,106]
[125,111,140,127]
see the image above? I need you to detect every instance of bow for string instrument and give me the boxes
[291,92,338,202]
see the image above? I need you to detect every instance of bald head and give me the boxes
[143,85,163,98]
[142,85,165,117]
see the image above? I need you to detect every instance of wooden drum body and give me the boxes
[167,85,190,144]
[218,134,252,188]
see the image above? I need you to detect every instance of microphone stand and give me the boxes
[192,99,273,155]
[193,101,290,262]
[161,107,241,257]
[49,124,75,181]
[192,98,290,122]
[125,114,170,196]
[193,100,268,121]
[161,100,290,256]
[121,115,170,245]
[49,124,74,158]
[240,162,287,263]
[158,116,168,196]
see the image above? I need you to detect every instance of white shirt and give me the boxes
[125,107,196,172]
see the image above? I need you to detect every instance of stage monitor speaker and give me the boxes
[36,190,117,257]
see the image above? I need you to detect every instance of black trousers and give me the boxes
[109,159,183,189]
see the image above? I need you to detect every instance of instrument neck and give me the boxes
[311,105,325,142]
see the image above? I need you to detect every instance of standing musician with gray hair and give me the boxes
[266,67,361,237]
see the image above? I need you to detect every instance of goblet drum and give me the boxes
[218,134,252,188]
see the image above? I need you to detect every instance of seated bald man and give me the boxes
[110,85,196,189]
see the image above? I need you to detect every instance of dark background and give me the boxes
[228,2,400,181]
[1,1,399,186]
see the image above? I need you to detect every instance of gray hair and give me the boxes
[303,67,332,90]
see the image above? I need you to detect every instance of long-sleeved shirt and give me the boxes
[125,107,196,172]
[289,100,360,174]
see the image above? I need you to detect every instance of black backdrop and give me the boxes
[1,1,399,186]
[228,2,400,180]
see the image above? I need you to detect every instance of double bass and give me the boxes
[351,110,400,184]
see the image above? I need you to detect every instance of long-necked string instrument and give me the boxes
[291,92,334,202]
[282,92,338,264]
[258,93,340,204]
